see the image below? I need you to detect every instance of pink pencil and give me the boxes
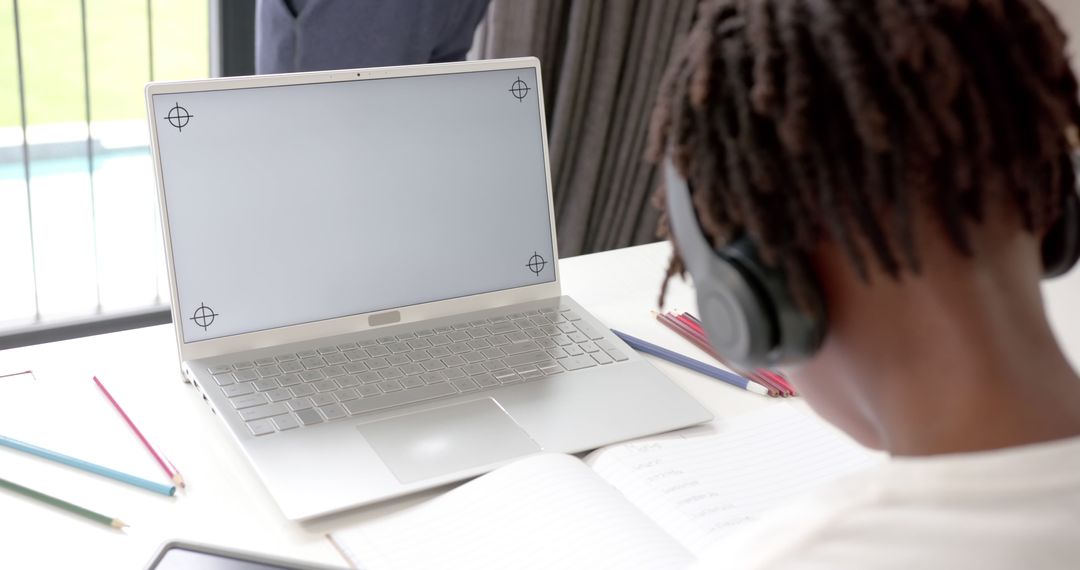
[92,376,186,488]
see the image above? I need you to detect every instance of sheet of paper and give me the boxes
[329,453,694,570]
[585,405,883,557]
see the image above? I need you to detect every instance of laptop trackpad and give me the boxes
[356,398,540,484]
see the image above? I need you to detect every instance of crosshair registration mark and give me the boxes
[165,102,193,132]
[509,77,530,102]
[527,252,547,275]
[190,303,218,331]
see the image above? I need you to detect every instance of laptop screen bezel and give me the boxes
[145,57,562,362]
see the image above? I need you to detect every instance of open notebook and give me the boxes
[329,405,882,569]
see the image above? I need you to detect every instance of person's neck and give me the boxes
[834,237,1080,456]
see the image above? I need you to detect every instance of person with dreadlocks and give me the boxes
[649,0,1080,566]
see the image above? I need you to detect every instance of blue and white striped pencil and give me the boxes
[0,434,175,496]
[611,329,770,396]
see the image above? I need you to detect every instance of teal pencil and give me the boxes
[0,434,175,497]
[0,477,128,529]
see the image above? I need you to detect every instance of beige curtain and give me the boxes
[476,1,698,257]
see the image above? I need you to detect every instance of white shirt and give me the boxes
[694,434,1080,569]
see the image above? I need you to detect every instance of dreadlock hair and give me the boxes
[648,0,1080,306]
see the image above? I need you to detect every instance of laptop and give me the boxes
[145,57,712,520]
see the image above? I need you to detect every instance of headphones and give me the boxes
[663,156,1080,370]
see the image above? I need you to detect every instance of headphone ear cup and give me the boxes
[692,251,778,368]
[1043,190,1080,279]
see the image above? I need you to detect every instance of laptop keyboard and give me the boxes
[205,306,630,436]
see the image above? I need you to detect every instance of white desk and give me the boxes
[1,242,1078,569]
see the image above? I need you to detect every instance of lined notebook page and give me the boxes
[585,405,882,557]
[330,453,693,570]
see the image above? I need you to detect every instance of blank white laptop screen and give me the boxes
[152,67,555,343]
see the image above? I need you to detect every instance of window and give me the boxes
[0,0,210,346]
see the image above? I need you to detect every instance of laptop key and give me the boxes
[387,342,411,354]
[605,348,629,362]
[449,342,471,354]
[428,346,452,358]
[276,353,298,362]
[366,345,391,357]
[408,338,432,349]
[442,354,467,368]
[428,334,451,346]
[255,357,276,366]
[317,346,339,355]
[503,350,550,368]
[239,403,288,421]
[579,342,600,353]
[297,350,317,358]
[311,393,336,407]
[489,322,518,335]
[343,382,457,416]
[488,334,510,347]
[324,353,349,366]
[334,388,359,402]
[358,371,382,384]
[367,357,390,370]
[407,350,431,362]
[463,351,485,364]
[463,363,487,376]
[254,379,279,392]
[235,369,259,382]
[401,376,425,389]
[379,368,404,380]
[537,338,557,350]
[502,340,540,356]
[319,403,345,421]
[560,355,597,371]
[484,359,508,372]
[591,352,614,365]
[302,357,327,369]
[314,380,338,392]
[257,364,282,377]
[343,349,368,361]
[400,363,425,376]
[387,354,410,366]
[344,361,369,374]
[280,361,304,374]
[553,334,573,346]
[288,397,313,411]
[300,370,324,382]
[213,373,236,386]
[234,361,255,370]
[493,370,520,384]
[444,367,466,380]
[247,419,276,436]
[336,375,361,388]
[290,384,316,397]
[547,348,569,359]
[232,393,269,409]
[451,378,479,393]
[357,384,381,397]
[565,344,585,356]
[273,414,300,431]
[277,373,302,387]
[209,365,232,374]
[420,371,447,384]
[222,383,254,397]
[379,380,404,393]
[295,408,323,426]
[475,374,499,388]
[266,388,293,402]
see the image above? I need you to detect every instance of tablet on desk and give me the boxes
[145,541,346,570]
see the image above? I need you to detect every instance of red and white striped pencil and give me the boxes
[92,376,186,488]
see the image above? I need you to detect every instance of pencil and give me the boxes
[93,376,186,488]
[0,435,175,497]
[656,312,783,396]
[676,312,798,397]
[0,477,127,529]
[611,329,770,396]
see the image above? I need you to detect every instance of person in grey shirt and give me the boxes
[256,0,491,74]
